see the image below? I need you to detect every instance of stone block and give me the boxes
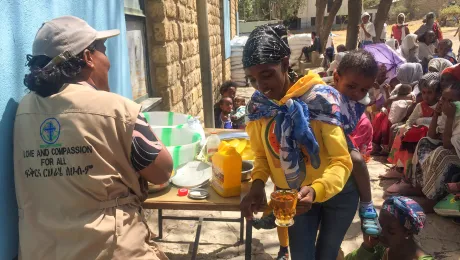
[177,23,184,41]
[187,25,194,40]
[153,21,173,42]
[169,84,184,105]
[171,22,180,41]
[184,58,194,76]
[178,5,187,21]
[145,1,166,22]
[187,0,193,8]
[183,92,194,111]
[192,70,201,86]
[190,103,198,117]
[155,64,178,87]
[165,1,177,18]
[179,0,188,6]
[176,63,183,80]
[183,74,194,93]
[151,42,179,64]
[191,87,200,102]
[172,101,185,114]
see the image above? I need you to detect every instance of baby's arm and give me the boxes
[232,106,246,120]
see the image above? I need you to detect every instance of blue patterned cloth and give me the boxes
[382,196,426,234]
[300,85,366,148]
[248,85,344,189]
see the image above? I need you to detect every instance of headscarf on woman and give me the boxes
[382,196,426,234]
[242,24,298,82]
[428,58,453,73]
[391,63,423,96]
[386,38,397,51]
[400,34,420,62]
[396,63,423,85]
[243,24,290,68]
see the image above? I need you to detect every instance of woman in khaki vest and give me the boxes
[14,16,172,259]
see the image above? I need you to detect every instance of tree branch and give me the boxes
[373,0,393,42]
[320,0,343,52]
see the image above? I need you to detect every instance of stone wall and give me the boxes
[145,0,237,117]
[145,0,203,118]
[208,0,225,103]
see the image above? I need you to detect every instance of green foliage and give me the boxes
[388,1,409,21]
[238,0,302,21]
[274,0,303,19]
[440,5,460,19]
[363,0,379,8]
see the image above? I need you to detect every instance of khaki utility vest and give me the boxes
[14,83,167,260]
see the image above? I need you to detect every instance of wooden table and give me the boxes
[143,183,254,260]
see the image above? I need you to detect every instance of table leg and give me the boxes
[245,219,252,260]
[158,209,163,239]
[239,212,244,244]
[191,217,203,260]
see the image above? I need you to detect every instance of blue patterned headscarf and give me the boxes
[382,196,426,234]
[247,85,343,189]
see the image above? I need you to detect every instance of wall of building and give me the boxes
[0,0,131,258]
[298,0,351,28]
[146,0,237,118]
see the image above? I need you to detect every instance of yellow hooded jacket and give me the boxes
[247,72,352,202]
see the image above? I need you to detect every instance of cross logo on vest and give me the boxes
[40,118,61,144]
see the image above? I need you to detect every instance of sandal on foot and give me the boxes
[252,212,277,230]
[362,218,381,236]
[360,206,382,236]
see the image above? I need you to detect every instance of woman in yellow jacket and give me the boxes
[240,25,359,259]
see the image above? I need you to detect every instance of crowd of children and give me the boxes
[229,18,460,259]
[213,81,247,129]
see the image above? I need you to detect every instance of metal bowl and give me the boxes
[241,160,254,182]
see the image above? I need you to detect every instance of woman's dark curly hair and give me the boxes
[24,42,97,97]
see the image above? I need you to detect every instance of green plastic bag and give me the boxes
[434,194,460,217]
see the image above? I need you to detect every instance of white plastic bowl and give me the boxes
[151,127,202,169]
[143,111,192,128]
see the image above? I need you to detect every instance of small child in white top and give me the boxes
[231,96,246,129]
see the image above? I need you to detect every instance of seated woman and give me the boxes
[428,58,452,73]
[373,64,423,155]
[241,24,359,260]
[345,196,433,260]
[400,34,421,63]
[395,82,460,211]
[418,30,436,63]
[386,73,441,182]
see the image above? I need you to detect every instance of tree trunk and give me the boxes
[320,0,343,52]
[315,0,327,39]
[373,0,393,43]
[346,0,362,50]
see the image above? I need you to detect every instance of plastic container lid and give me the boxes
[188,188,209,200]
[178,188,189,196]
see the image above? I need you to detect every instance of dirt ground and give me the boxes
[144,23,460,259]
